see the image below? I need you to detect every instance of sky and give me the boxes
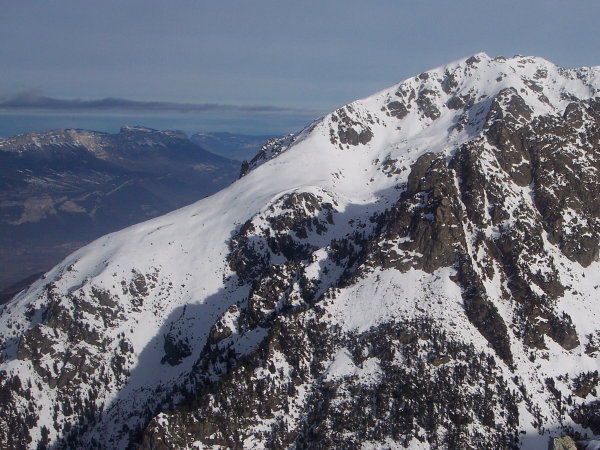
[1,0,599,136]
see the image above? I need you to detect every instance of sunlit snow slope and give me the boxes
[1,53,599,449]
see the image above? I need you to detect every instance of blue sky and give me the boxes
[1,0,599,136]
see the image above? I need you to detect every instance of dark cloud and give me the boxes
[0,90,319,116]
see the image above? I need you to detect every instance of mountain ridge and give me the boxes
[1,53,599,449]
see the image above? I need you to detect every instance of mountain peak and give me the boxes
[1,55,600,449]
[242,54,598,177]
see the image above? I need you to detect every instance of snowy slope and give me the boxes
[1,53,599,449]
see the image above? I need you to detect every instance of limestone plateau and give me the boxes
[1,53,599,449]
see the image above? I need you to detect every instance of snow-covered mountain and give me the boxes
[1,53,599,449]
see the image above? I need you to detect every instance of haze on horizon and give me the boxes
[1,0,599,136]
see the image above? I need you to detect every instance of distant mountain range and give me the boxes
[0,126,241,293]
[190,132,277,161]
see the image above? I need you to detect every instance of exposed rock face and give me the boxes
[548,436,577,450]
[1,54,600,449]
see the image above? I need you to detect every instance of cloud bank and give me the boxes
[0,90,319,116]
